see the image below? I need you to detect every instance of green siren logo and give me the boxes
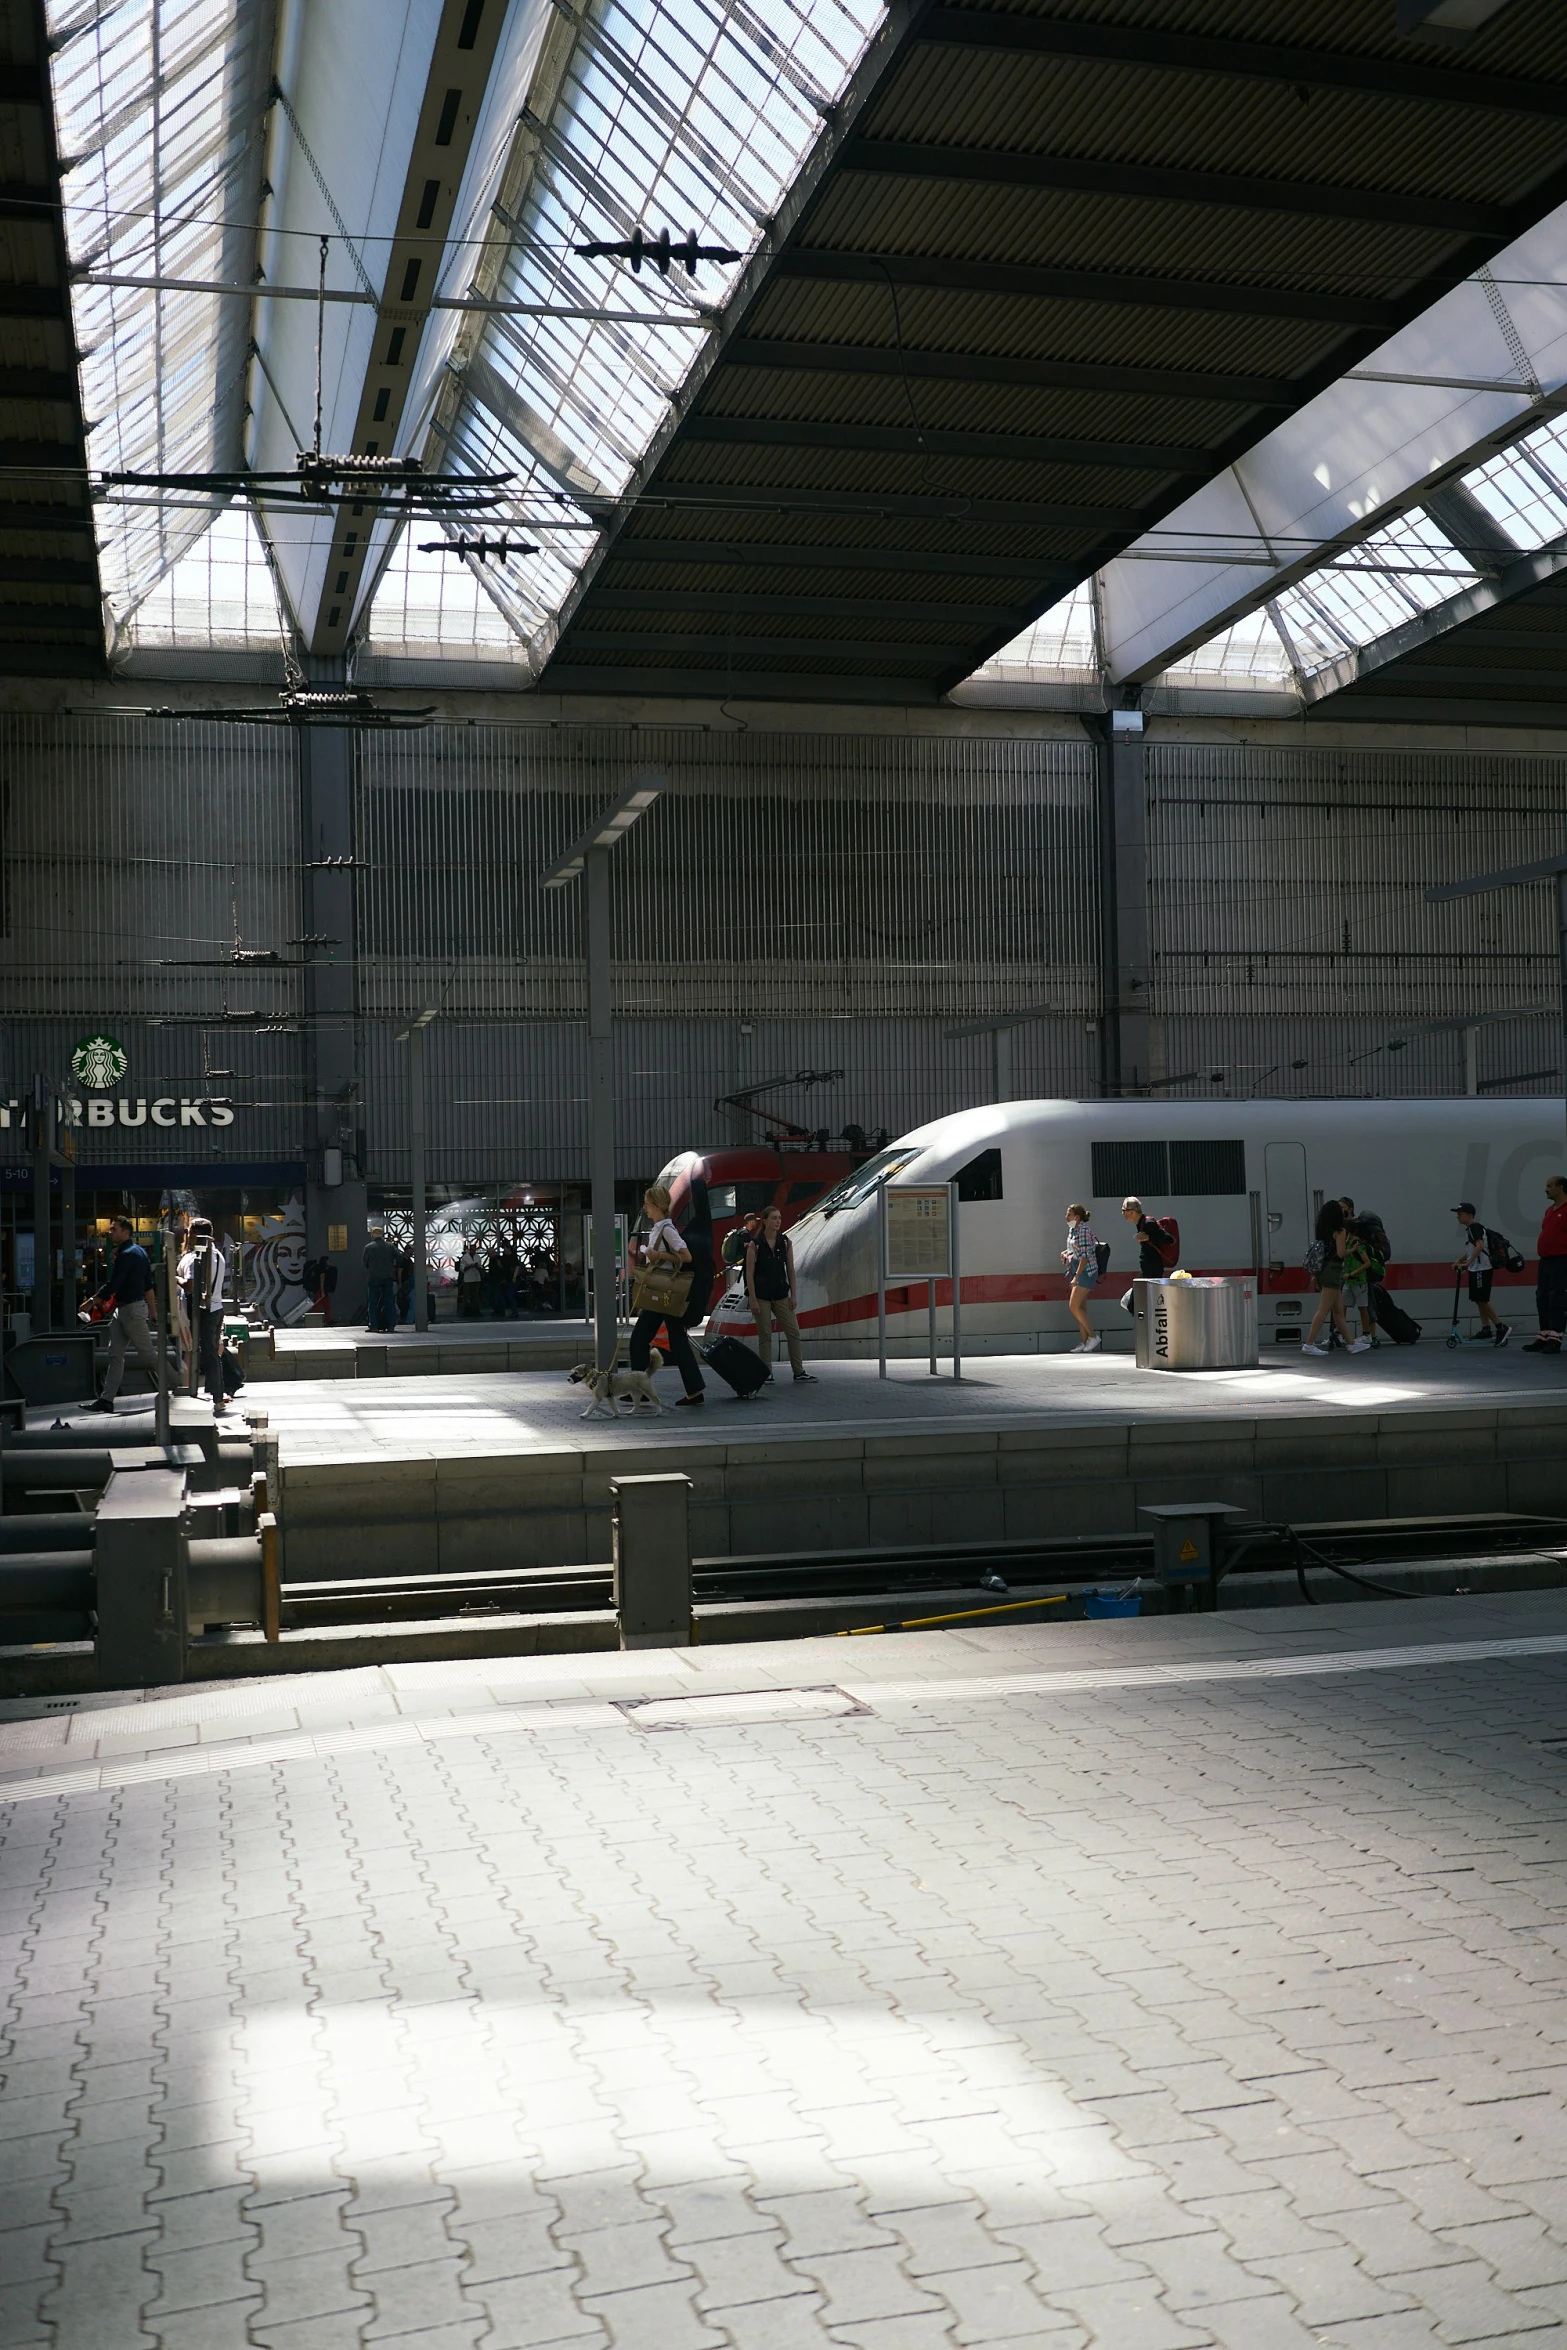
[72,1033,128,1089]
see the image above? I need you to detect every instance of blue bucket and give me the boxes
[1083,1587,1141,1619]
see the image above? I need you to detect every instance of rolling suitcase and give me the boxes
[1372,1283,1421,1345]
[703,1334,770,1398]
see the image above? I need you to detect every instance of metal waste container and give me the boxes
[1133,1277,1257,1371]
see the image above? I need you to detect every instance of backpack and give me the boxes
[1485,1225,1527,1274]
[1148,1215,1180,1267]
[1303,1238,1325,1276]
[1095,1240,1112,1277]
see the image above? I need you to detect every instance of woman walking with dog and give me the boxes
[627,1184,707,1407]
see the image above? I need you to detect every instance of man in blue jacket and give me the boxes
[89,1214,161,1413]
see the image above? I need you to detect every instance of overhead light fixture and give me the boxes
[542,772,665,887]
[575,227,741,278]
[1396,0,1520,33]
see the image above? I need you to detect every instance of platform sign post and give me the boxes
[882,1182,962,1381]
[876,1179,887,1379]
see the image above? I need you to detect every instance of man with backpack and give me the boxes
[1453,1201,1511,1347]
[1118,1196,1178,1314]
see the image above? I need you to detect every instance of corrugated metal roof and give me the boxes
[546,0,1567,702]
[0,0,101,673]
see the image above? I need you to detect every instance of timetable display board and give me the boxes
[884,1183,953,1281]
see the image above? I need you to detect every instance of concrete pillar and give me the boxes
[992,1024,1013,1104]
[94,1463,188,1687]
[612,1472,692,1649]
[298,691,367,1324]
[1095,710,1152,1095]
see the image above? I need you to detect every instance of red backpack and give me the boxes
[1147,1215,1180,1267]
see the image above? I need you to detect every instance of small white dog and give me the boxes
[568,1361,663,1419]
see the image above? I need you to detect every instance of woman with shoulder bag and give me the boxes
[628,1184,706,1407]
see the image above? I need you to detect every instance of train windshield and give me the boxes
[811,1145,921,1216]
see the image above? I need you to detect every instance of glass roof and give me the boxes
[1268,509,1482,678]
[1161,607,1295,691]
[413,0,886,665]
[115,498,284,652]
[48,0,272,632]
[365,528,527,662]
[962,582,1098,684]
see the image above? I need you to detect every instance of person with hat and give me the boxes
[1453,1201,1509,1346]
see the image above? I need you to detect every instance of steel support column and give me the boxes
[410,1020,429,1335]
[586,844,618,1375]
[29,1081,49,1335]
[1096,713,1152,1096]
[298,696,367,1323]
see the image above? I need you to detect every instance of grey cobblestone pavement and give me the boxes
[7,1593,1567,2347]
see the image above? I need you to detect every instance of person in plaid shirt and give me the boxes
[1061,1202,1101,1353]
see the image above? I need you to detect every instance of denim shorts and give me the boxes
[1072,1262,1099,1290]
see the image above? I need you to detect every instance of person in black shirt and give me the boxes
[1118,1196,1176,1315]
[90,1214,160,1413]
[746,1205,814,1381]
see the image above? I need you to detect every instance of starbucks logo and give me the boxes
[71,1033,127,1089]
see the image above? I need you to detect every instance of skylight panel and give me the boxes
[366,528,526,661]
[426,0,885,663]
[962,583,1099,682]
[1464,414,1567,549]
[49,0,270,631]
[1161,607,1296,690]
[116,498,284,651]
[1272,510,1480,677]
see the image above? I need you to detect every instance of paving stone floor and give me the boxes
[7,1592,1567,2347]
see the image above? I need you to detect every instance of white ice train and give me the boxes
[784,1097,1567,1354]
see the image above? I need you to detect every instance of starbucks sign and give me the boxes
[0,1032,237,1134]
[71,1033,128,1089]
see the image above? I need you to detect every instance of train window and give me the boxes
[1091,1140,1246,1197]
[711,1186,737,1213]
[786,1181,821,1205]
[814,1146,920,1216]
[1169,1140,1246,1196]
[734,1182,775,1214]
[955,1148,1003,1201]
[1092,1142,1167,1198]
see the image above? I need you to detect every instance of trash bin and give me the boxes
[2,1334,97,1406]
[1133,1277,1257,1371]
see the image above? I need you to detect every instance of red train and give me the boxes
[655,1144,867,1261]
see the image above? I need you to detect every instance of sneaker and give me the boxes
[1494,1324,1511,1346]
[793,1371,816,1382]
[1300,1343,1329,1357]
[1524,1336,1560,1353]
[88,1396,115,1413]
[674,1390,705,1407]
[1348,1337,1372,1354]
[1084,1334,1101,1353]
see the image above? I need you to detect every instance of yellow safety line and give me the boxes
[839,1593,1069,1636]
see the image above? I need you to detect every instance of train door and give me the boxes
[1264,1142,1309,1278]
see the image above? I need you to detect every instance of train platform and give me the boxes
[68,1345,1567,1594]
[5,1587,1567,2348]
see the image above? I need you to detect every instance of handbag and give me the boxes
[631,1260,693,1317]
